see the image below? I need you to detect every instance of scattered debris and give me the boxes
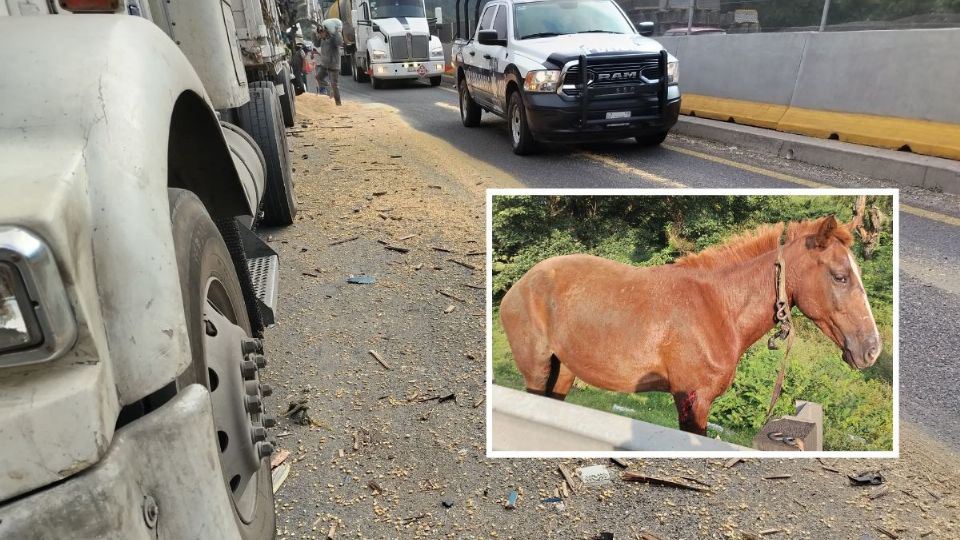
[368,349,392,370]
[367,480,383,494]
[282,399,312,425]
[271,462,290,494]
[430,245,454,253]
[326,521,338,539]
[438,393,456,403]
[759,528,785,535]
[741,532,761,540]
[505,490,518,509]
[437,289,466,302]
[400,513,427,524]
[559,465,578,494]
[725,457,744,468]
[579,465,612,486]
[473,395,485,408]
[302,272,318,278]
[541,497,562,503]
[598,533,614,540]
[621,471,710,492]
[639,533,665,540]
[397,234,416,241]
[762,474,793,481]
[383,244,410,253]
[447,258,476,270]
[346,274,375,284]
[270,448,290,469]
[444,305,456,314]
[441,500,454,508]
[680,475,713,488]
[610,458,629,468]
[875,526,899,539]
[869,487,891,500]
[463,283,485,290]
[465,250,485,256]
[329,236,359,246]
[848,471,885,486]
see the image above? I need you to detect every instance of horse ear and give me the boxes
[815,216,839,249]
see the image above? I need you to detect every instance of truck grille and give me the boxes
[562,57,662,97]
[389,34,430,60]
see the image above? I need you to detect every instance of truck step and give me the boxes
[236,222,280,327]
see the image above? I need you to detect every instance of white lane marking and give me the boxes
[574,152,688,188]
[439,86,458,94]
[435,102,460,112]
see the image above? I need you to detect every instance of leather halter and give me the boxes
[765,227,795,422]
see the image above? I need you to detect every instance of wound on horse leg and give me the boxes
[674,390,704,435]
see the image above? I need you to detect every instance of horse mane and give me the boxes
[674,216,853,270]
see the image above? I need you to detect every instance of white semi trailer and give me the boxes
[328,0,447,88]
[0,0,302,537]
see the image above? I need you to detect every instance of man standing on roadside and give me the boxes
[315,19,343,106]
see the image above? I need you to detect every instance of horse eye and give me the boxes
[833,274,848,284]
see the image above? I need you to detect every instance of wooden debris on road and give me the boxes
[558,465,578,494]
[465,250,485,256]
[382,243,410,253]
[437,289,466,302]
[329,236,359,246]
[270,448,291,469]
[368,480,383,494]
[621,471,711,492]
[639,533,666,540]
[430,245,454,253]
[762,474,793,480]
[758,528,785,535]
[869,487,891,500]
[447,258,476,270]
[875,526,899,539]
[326,521,338,539]
[725,457,744,468]
[368,349,392,370]
[271,462,290,494]
[444,305,456,314]
[397,234,416,241]
[473,395,485,408]
[610,458,629,468]
[463,283,485,290]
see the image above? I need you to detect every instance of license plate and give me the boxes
[605,111,631,120]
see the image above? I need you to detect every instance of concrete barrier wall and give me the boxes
[657,29,960,160]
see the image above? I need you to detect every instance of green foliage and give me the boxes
[491,195,894,451]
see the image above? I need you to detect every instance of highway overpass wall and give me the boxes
[658,29,960,160]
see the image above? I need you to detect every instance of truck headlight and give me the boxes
[524,70,561,93]
[430,46,443,57]
[0,227,76,367]
[667,60,679,84]
[370,49,388,61]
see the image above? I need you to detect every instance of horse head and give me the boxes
[790,216,882,369]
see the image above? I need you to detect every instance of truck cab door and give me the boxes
[487,4,510,114]
[467,4,499,107]
[356,1,372,61]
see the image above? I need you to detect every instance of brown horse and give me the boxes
[499,216,882,436]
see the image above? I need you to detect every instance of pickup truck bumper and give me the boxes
[0,385,241,540]
[524,91,681,143]
[370,60,445,80]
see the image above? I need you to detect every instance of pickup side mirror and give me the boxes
[638,21,655,36]
[372,23,380,32]
[477,29,505,46]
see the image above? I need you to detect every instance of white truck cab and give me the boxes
[332,0,446,88]
[453,0,681,154]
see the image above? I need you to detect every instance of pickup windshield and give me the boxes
[514,0,635,39]
[369,0,425,18]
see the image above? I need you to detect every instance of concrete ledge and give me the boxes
[674,116,960,195]
[491,386,748,452]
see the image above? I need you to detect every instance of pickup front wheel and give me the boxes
[169,189,276,539]
[459,80,481,127]
[508,91,537,155]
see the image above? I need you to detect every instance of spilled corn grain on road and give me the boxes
[260,94,958,539]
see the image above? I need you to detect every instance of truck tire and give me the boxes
[430,76,442,87]
[371,72,384,89]
[275,67,296,128]
[458,79,481,127]
[353,54,369,82]
[635,131,669,146]
[508,91,537,155]
[340,55,352,76]
[237,85,297,226]
[168,188,276,540]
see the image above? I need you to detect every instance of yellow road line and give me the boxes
[664,143,960,227]
[434,102,460,112]
[576,152,687,188]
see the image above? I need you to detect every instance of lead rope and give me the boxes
[765,229,795,422]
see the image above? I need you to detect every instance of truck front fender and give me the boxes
[0,15,249,500]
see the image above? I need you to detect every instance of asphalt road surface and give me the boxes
[333,76,960,450]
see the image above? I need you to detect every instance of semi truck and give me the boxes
[327,0,447,88]
[0,0,301,537]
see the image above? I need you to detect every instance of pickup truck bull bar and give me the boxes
[576,50,669,128]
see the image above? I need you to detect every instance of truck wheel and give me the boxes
[371,73,384,89]
[353,55,368,82]
[276,66,296,128]
[458,79,481,127]
[430,76,442,87]
[340,55,352,76]
[168,188,276,540]
[237,85,298,226]
[508,91,537,155]
[635,131,669,146]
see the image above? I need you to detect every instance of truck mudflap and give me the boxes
[0,386,241,540]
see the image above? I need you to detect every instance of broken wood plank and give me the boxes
[621,471,710,492]
[610,458,629,468]
[558,465,578,494]
[430,245,454,253]
[329,236,359,246]
[465,250,486,256]
[437,289,466,302]
[270,448,291,469]
[724,457,744,468]
[447,258,476,270]
[875,526,899,539]
[368,350,392,370]
[383,244,410,253]
[762,474,792,480]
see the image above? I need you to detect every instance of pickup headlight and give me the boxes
[524,70,561,93]
[0,227,76,367]
[370,49,388,61]
[667,60,679,84]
